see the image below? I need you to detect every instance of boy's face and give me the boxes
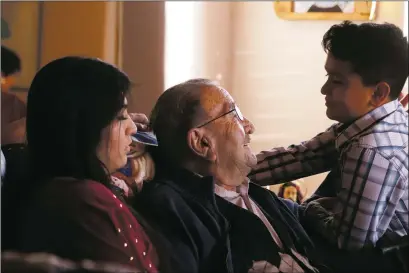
[320,53,376,123]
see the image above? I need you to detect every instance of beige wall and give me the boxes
[199,2,234,93]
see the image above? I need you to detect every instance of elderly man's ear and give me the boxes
[187,128,217,162]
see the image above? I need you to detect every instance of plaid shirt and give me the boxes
[249,100,408,250]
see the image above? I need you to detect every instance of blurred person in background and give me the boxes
[1,46,26,145]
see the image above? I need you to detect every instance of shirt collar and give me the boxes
[335,99,400,150]
[214,178,250,199]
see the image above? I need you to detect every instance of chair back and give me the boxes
[1,143,29,251]
[1,143,29,186]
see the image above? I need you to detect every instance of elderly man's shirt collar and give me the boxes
[214,178,250,199]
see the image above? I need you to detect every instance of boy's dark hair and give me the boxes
[1,46,21,77]
[322,21,408,99]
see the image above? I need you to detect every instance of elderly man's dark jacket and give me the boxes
[135,168,325,273]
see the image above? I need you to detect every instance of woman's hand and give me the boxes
[129,113,149,131]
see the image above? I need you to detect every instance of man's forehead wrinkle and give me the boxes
[200,87,232,115]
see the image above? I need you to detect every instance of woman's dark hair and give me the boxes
[277,182,304,204]
[1,46,21,76]
[322,21,408,99]
[26,56,131,187]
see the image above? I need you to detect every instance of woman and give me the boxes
[5,57,163,272]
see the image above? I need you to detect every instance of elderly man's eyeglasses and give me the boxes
[196,105,244,128]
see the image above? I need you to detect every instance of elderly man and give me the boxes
[135,79,326,273]
[249,21,408,272]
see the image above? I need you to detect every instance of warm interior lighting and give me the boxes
[164,2,198,90]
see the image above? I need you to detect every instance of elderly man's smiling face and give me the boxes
[188,85,257,187]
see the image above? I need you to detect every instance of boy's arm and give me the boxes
[249,124,341,186]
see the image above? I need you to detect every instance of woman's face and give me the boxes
[97,98,137,173]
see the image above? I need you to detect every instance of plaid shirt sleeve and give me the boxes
[249,124,341,186]
[304,144,408,250]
